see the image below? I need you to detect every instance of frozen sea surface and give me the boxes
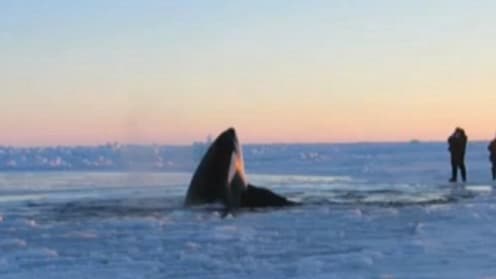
[1,143,496,279]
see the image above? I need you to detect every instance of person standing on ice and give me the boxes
[448,127,468,183]
[488,134,496,181]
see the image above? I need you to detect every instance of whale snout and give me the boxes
[216,127,239,149]
[223,127,237,141]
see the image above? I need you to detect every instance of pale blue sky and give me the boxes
[1,1,495,145]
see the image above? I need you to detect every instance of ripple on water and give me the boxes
[63,231,99,239]
[24,219,39,228]
[0,238,28,249]
[184,241,201,251]
[24,247,59,258]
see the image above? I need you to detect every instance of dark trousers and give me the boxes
[451,156,466,182]
[491,159,496,180]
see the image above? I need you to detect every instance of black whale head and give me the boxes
[185,127,247,209]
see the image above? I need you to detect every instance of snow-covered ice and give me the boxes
[1,143,496,278]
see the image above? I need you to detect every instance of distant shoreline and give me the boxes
[0,142,490,173]
[0,140,492,149]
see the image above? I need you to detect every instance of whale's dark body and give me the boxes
[185,128,295,210]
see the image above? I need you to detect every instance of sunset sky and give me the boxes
[1,1,495,146]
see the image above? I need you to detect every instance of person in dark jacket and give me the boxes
[488,134,496,181]
[448,127,467,182]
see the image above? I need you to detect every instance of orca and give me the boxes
[184,127,296,210]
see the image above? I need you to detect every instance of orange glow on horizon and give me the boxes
[2,1,496,146]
